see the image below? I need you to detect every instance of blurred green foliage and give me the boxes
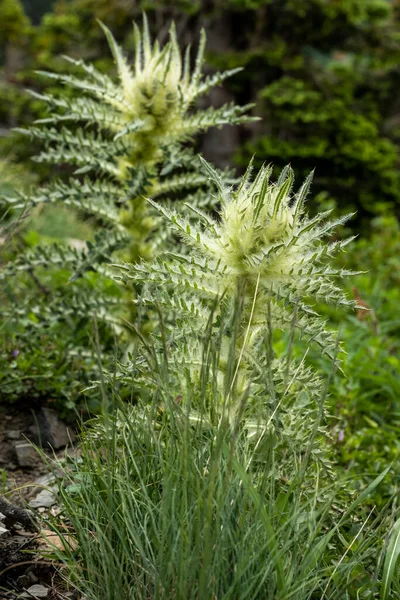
[0,316,97,412]
[223,0,400,221]
[301,215,400,502]
[0,205,120,413]
[21,0,56,25]
[335,216,400,500]
[0,0,31,45]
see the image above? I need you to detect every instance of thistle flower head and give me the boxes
[123,158,357,359]
[99,17,254,163]
[206,161,300,279]
[31,17,254,170]
[120,21,185,125]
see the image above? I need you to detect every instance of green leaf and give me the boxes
[381,517,400,600]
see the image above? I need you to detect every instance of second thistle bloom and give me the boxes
[123,158,357,358]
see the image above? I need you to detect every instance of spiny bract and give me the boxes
[121,158,358,360]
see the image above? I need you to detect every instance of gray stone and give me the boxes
[14,441,36,468]
[31,408,75,450]
[29,488,57,509]
[0,512,5,522]
[20,585,49,598]
[7,430,21,440]
[33,474,56,487]
[26,571,39,585]
[0,525,9,538]
[16,570,38,588]
[13,535,31,544]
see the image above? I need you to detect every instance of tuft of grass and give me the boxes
[44,323,398,600]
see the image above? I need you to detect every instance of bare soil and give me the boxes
[0,404,78,599]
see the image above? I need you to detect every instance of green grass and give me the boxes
[43,325,399,600]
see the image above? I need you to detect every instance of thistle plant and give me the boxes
[0,16,254,295]
[118,158,357,434]
[2,16,253,268]
[0,17,255,406]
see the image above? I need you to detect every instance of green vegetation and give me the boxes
[49,381,398,599]
[219,0,400,221]
[0,16,253,408]
[1,0,400,220]
[322,216,400,501]
[1,3,399,597]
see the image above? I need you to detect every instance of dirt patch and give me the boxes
[0,407,49,504]
[0,404,79,599]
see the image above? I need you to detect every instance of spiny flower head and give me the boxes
[206,161,303,279]
[121,158,357,359]
[31,16,254,171]
[119,20,190,128]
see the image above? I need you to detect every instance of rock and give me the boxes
[13,535,32,545]
[14,441,36,468]
[20,585,49,598]
[0,525,9,538]
[29,489,57,509]
[14,530,33,538]
[33,474,56,487]
[30,408,75,450]
[7,430,21,440]
[0,512,5,522]
[26,571,39,585]
[40,528,77,552]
